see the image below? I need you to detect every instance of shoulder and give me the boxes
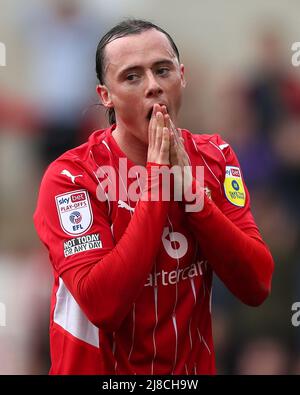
[182,129,235,165]
[34,129,112,233]
[35,128,112,218]
[40,128,110,186]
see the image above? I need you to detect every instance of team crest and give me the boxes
[55,190,93,236]
[224,166,246,207]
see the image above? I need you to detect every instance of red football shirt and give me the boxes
[34,125,273,374]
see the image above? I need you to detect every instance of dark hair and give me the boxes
[95,19,180,125]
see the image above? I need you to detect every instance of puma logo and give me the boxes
[61,169,83,184]
[219,143,229,150]
[118,200,135,213]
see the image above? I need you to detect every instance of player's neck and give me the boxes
[112,126,148,166]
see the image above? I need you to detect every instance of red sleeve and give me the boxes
[34,160,169,332]
[185,137,274,306]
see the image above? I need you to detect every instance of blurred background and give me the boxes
[0,0,300,374]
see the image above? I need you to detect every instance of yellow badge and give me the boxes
[224,166,246,207]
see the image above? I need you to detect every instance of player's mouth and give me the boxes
[146,104,168,121]
[146,108,153,121]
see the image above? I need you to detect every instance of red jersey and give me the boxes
[33,126,274,374]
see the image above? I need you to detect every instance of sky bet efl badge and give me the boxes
[55,190,93,236]
[224,166,246,207]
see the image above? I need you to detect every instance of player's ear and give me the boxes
[180,64,186,88]
[96,85,114,108]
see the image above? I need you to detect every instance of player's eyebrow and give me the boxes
[117,59,175,78]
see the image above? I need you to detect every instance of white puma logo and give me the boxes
[118,200,135,213]
[61,169,83,184]
[219,143,229,150]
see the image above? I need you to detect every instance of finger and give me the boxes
[156,111,165,129]
[152,103,160,117]
[160,127,170,163]
[154,112,163,152]
[161,105,168,116]
[164,113,171,131]
[148,113,157,148]
[171,129,190,167]
[165,115,180,146]
[164,113,180,148]
[178,137,185,151]
[170,131,180,155]
[169,130,175,149]
[172,124,181,148]
[169,131,178,165]
[169,118,182,146]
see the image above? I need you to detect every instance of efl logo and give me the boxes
[0,42,6,66]
[0,302,6,327]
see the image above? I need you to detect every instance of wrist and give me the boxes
[182,178,205,213]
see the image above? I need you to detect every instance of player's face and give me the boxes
[97,29,186,144]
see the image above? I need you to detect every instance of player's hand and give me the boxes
[164,113,193,194]
[147,104,170,165]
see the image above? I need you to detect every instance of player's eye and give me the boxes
[126,73,139,81]
[156,67,170,76]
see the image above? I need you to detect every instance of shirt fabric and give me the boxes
[34,125,273,375]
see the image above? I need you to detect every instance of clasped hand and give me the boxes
[147,104,193,195]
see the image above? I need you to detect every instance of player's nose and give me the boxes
[145,71,163,98]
